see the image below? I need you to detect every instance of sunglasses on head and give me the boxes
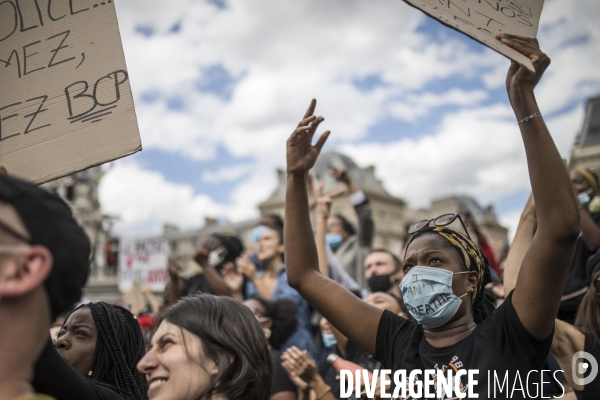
[408,213,471,240]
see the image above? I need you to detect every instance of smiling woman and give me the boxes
[138,294,273,400]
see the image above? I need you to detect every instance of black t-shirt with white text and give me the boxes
[375,292,554,399]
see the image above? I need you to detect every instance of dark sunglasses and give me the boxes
[408,213,471,240]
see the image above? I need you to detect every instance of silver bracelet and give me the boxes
[518,112,542,125]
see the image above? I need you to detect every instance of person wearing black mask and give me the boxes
[364,248,403,296]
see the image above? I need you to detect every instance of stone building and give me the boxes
[259,152,408,254]
[570,95,600,175]
[258,151,508,259]
[78,152,509,303]
[419,195,508,260]
[42,166,120,303]
[162,218,259,270]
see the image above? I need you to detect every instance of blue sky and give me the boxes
[100,0,600,238]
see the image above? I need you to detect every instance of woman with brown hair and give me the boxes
[137,294,273,400]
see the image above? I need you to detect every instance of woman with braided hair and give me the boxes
[284,35,580,398]
[77,302,148,398]
[33,302,148,400]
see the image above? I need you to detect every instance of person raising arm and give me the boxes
[501,34,580,340]
[504,196,600,399]
[285,99,383,357]
[285,35,580,398]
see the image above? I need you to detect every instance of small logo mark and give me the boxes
[572,351,598,386]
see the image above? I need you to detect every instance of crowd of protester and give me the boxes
[1,35,600,400]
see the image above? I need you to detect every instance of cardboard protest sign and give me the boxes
[404,0,544,71]
[0,0,141,184]
[119,237,169,293]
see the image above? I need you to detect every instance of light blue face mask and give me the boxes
[578,190,593,206]
[400,266,470,328]
[326,233,343,250]
[252,225,269,243]
[322,333,337,347]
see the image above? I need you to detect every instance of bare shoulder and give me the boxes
[552,319,584,358]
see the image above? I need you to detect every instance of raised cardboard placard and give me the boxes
[0,0,141,184]
[119,237,169,293]
[404,0,544,71]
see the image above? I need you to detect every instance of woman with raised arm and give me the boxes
[284,36,580,398]
[504,196,600,399]
[558,168,600,323]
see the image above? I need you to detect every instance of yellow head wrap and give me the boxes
[575,168,599,195]
[404,226,488,302]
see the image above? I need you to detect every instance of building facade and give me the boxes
[570,96,600,174]
[42,166,121,303]
[258,152,508,259]
[75,152,510,303]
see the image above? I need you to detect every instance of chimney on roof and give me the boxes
[204,217,219,227]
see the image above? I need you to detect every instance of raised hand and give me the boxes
[221,262,244,292]
[194,236,220,266]
[236,256,258,283]
[167,259,181,279]
[307,172,323,210]
[330,165,350,185]
[286,99,330,176]
[317,187,345,220]
[280,359,310,390]
[496,34,550,98]
[281,346,319,385]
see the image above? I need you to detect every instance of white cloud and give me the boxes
[202,164,253,183]
[389,89,489,122]
[340,103,526,208]
[100,0,600,236]
[113,0,500,162]
[340,101,583,210]
[99,162,226,237]
[112,0,600,163]
[225,165,279,222]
